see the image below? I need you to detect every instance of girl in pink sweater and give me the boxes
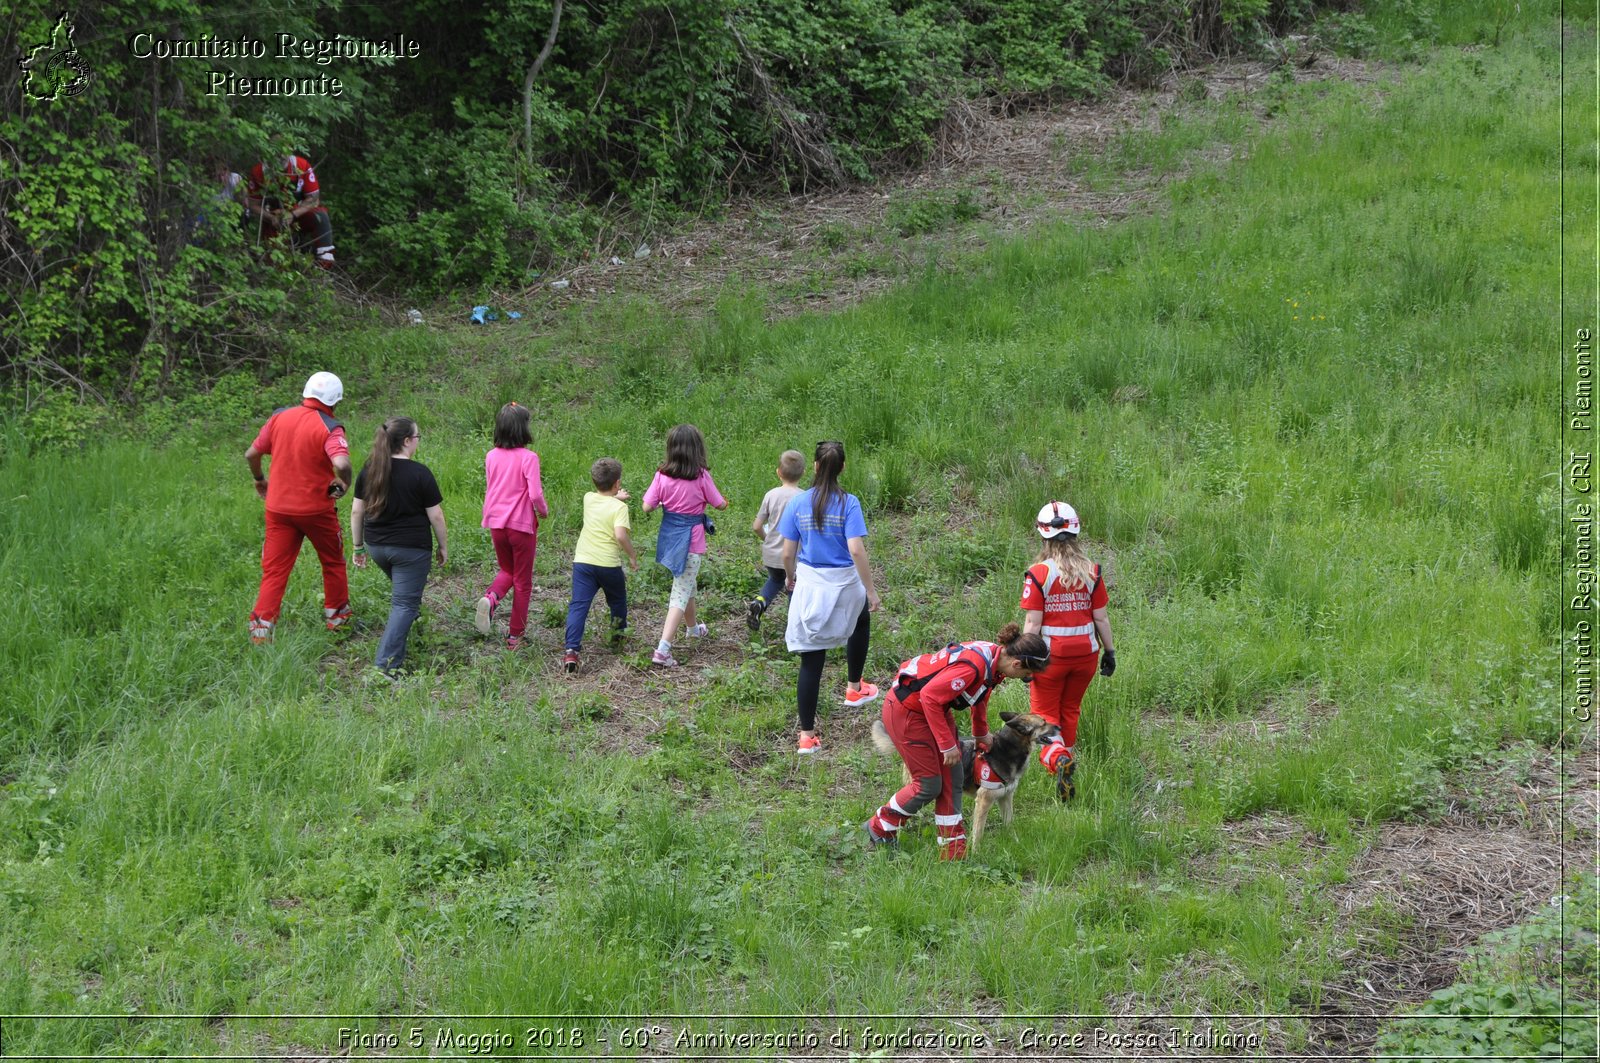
[475,403,548,648]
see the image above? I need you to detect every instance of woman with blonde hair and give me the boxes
[1019,501,1115,800]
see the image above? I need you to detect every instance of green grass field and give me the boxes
[1,6,1593,1057]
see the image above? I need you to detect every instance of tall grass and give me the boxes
[0,9,1585,1055]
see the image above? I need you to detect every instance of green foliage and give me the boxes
[950,0,1110,97]
[6,1,1387,398]
[886,187,985,236]
[1376,874,1599,1062]
[1314,10,1380,56]
[2,2,347,402]
[349,117,589,295]
[0,21,1584,1056]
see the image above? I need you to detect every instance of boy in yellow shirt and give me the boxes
[563,458,639,673]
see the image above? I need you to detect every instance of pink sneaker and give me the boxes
[651,649,679,668]
[506,634,524,651]
[843,681,880,708]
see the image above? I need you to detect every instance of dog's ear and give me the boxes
[999,711,1016,724]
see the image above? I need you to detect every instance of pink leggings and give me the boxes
[485,527,537,637]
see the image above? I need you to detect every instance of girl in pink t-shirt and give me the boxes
[641,424,727,667]
[475,403,549,648]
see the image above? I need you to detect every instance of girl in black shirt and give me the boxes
[351,417,449,674]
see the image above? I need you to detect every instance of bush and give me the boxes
[4,0,1369,406]
[3,3,347,402]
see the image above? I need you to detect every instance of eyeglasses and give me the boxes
[816,440,843,449]
[1014,652,1051,669]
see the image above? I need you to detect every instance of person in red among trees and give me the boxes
[1020,501,1116,802]
[244,153,336,269]
[863,624,1050,861]
[245,371,353,644]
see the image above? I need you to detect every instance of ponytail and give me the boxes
[811,440,846,528]
[363,416,416,520]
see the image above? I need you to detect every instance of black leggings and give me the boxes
[797,605,871,731]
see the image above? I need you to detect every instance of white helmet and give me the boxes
[1035,500,1080,539]
[302,371,343,406]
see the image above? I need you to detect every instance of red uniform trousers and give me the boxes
[257,207,334,266]
[252,507,348,622]
[866,690,967,856]
[1029,649,1098,749]
[485,526,537,639]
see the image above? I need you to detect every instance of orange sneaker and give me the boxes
[796,733,821,755]
[843,681,880,708]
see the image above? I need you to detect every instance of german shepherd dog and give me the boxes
[870,711,1061,851]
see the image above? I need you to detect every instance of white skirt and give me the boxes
[785,562,866,653]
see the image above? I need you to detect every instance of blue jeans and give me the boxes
[367,543,432,672]
[565,562,628,651]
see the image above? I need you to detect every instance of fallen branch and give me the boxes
[725,16,844,189]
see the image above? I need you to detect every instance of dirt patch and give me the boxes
[1179,803,1568,1058]
[431,55,1382,332]
[1305,822,1566,1055]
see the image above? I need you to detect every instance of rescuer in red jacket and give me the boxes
[864,623,1050,860]
[1021,500,1116,801]
[244,154,336,269]
[245,371,353,643]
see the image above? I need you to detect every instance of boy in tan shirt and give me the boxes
[747,449,805,633]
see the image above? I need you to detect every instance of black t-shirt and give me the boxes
[354,458,443,550]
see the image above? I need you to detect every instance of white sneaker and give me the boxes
[687,623,709,638]
[474,595,493,636]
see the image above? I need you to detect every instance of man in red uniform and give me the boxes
[246,371,353,643]
[244,154,335,269]
[864,626,1049,860]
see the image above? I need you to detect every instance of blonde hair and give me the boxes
[1035,535,1097,591]
[778,449,805,482]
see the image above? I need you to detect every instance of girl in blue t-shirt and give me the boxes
[778,440,881,755]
